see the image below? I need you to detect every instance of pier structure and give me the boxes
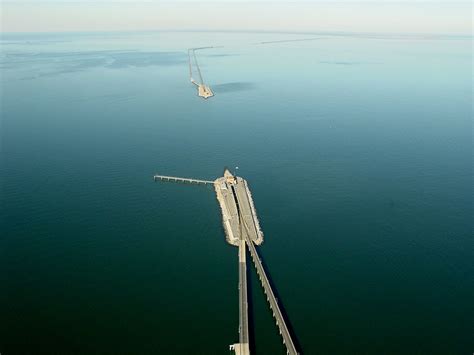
[153,169,298,355]
[153,174,214,185]
[188,48,214,99]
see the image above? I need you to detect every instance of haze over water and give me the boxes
[1,31,472,354]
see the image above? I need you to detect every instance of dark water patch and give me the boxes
[319,60,382,65]
[212,82,257,93]
[4,50,128,61]
[256,37,327,45]
[0,40,69,46]
[205,53,239,58]
[73,92,140,104]
[106,51,186,68]
[2,50,187,78]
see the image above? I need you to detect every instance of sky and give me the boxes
[1,1,472,35]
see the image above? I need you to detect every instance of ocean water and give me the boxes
[1,31,472,354]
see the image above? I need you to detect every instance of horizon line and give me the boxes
[1,29,472,38]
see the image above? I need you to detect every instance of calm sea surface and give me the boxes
[1,31,472,354]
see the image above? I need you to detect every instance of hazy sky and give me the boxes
[1,1,472,34]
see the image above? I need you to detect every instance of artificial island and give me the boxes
[154,169,298,355]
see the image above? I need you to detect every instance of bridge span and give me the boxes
[246,236,298,355]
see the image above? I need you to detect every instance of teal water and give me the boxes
[1,31,472,354]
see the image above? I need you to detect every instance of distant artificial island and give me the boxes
[154,169,298,355]
[188,48,214,99]
[187,38,322,100]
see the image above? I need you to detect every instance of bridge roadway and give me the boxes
[191,49,204,86]
[237,238,250,355]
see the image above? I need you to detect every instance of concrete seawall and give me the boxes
[243,180,264,245]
